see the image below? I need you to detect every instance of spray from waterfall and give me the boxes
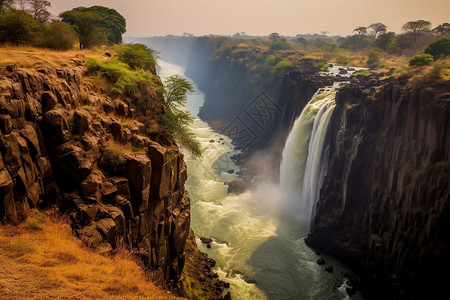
[279,89,336,224]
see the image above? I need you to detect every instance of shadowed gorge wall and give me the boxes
[306,78,450,299]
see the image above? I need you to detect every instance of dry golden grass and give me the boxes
[0,215,184,300]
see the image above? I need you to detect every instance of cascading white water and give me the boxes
[280,90,336,224]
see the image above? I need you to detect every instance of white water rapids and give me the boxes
[158,61,363,300]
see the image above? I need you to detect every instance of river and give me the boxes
[158,61,363,300]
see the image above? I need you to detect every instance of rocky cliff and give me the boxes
[0,57,190,292]
[306,76,450,299]
[184,37,333,178]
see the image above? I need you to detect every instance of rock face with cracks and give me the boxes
[0,61,190,292]
[306,77,450,299]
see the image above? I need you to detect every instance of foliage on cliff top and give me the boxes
[86,44,202,158]
[0,214,182,299]
[86,57,159,96]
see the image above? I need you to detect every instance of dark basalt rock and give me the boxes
[317,258,326,265]
[306,77,450,299]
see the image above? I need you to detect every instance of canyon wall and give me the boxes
[185,37,333,177]
[0,59,190,291]
[306,77,450,299]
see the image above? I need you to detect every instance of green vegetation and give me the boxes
[86,57,159,96]
[0,2,126,50]
[314,61,329,71]
[60,6,125,49]
[336,55,349,65]
[36,20,78,50]
[0,9,43,45]
[425,37,450,59]
[367,48,383,66]
[117,43,159,73]
[409,54,434,66]
[160,75,202,158]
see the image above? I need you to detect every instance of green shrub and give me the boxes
[367,48,384,66]
[425,37,450,59]
[36,20,77,50]
[428,63,444,79]
[270,41,293,51]
[409,54,434,66]
[86,58,158,95]
[313,61,329,72]
[0,9,44,45]
[377,62,387,69]
[271,58,294,77]
[336,55,349,65]
[117,43,159,73]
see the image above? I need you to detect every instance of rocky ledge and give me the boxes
[0,59,190,292]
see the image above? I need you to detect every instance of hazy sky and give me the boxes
[49,0,450,37]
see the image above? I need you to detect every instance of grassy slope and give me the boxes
[0,212,183,299]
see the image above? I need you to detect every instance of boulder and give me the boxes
[316,258,325,265]
[44,109,69,145]
[110,177,130,200]
[81,171,104,202]
[73,109,91,135]
[125,154,151,213]
[0,114,12,134]
[77,225,103,248]
[147,141,176,200]
[96,217,117,243]
[41,91,58,112]
[0,168,17,224]
[101,181,118,203]
[110,121,122,142]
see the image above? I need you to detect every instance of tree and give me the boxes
[163,75,194,108]
[0,9,43,44]
[84,6,126,44]
[160,75,202,158]
[353,26,367,36]
[425,37,450,59]
[433,23,450,36]
[367,48,383,66]
[374,32,395,51]
[60,9,106,49]
[36,20,77,50]
[401,20,432,48]
[395,33,414,55]
[0,0,13,13]
[368,22,387,39]
[269,32,280,42]
[28,0,50,22]
[60,6,126,46]
[409,54,434,66]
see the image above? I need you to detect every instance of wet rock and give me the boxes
[317,258,326,265]
[200,237,213,244]
[325,265,334,273]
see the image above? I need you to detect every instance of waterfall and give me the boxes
[280,90,336,224]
